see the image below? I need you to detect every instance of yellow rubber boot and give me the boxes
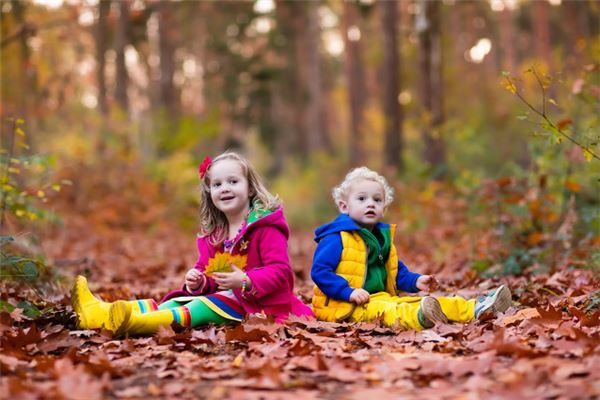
[109,301,190,338]
[71,275,158,330]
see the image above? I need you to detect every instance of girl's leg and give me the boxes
[437,296,476,323]
[71,275,158,330]
[110,298,233,337]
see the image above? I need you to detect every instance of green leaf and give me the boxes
[16,300,41,318]
[23,261,39,282]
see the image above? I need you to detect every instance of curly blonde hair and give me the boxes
[199,152,281,246]
[332,167,394,210]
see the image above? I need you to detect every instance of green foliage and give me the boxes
[0,118,67,226]
[1,236,43,281]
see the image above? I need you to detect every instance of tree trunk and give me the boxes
[342,0,366,167]
[418,0,446,175]
[379,0,403,171]
[158,0,178,117]
[531,0,551,66]
[96,0,110,114]
[274,0,305,159]
[11,0,37,120]
[114,0,129,112]
[305,1,332,155]
[499,7,516,73]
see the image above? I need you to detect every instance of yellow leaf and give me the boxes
[37,190,45,198]
[204,253,247,276]
[15,209,25,217]
[51,184,61,192]
[555,136,562,144]
[16,118,24,125]
[2,185,13,192]
[17,142,29,149]
[583,148,593,162]
[8,167,20,174]
[15,128,25,137]
[503,79,517,94]
[232,352,244,368]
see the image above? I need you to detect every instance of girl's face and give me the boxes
[208,159,250,217]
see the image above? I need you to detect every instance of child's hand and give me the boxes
[349,288,370,305]
[416,275,440,292]
[185,268,206,292]
[213,265,247,290]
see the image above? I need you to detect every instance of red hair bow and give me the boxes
[198,156,212,178]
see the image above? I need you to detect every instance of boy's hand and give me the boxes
[349,288,370,305]
[213,265,247,290]
[185,268,206,292]
[416,275,440,292]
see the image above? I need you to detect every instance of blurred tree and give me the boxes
[304,0,332,156]
[417,0,446,175]
[342,0,366,167]
[114,0,130,112]
[531,0,551,66]
[499,5,516,73]
[379,0,403,171]
[158,0,178,118]
[96,0,110,115]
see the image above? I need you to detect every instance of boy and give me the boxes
[310,167,511,329]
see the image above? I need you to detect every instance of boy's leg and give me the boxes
[350,294,445,330]
[437,296,476,323]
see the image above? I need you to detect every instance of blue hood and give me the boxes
[313,214,390,242]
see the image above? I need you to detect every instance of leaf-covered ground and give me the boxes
[1,215,599,399]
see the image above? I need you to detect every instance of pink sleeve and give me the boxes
[244,227,294,299]
[185,236,218,295]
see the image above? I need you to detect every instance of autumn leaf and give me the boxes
[204,253,247,276]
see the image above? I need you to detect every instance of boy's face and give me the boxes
[339,179,385,229]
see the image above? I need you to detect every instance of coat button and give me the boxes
[378,255,383,261]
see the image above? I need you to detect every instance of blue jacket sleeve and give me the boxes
[310,234,355,301]
[396,260,421,293]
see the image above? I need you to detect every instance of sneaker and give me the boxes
[474,284,511,319]
[417,296,448,329]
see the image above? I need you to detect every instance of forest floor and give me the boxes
[1,213,599,400]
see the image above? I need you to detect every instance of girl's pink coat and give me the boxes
[161,207,314,322]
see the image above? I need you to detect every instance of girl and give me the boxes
[72,152,313,337]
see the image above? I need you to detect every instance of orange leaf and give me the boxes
[564,180,581,193]
[557,118,572,130]
[526,232,544,246]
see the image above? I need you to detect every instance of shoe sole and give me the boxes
[478,284,512,319]
[420,296,448,328]
[71,276,88,329]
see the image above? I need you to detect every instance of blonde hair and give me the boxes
[332,167,394,210]
[199,152,281,245]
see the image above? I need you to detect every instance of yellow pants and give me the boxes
[348,292,476,330]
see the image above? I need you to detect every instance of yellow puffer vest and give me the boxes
[312,225,399,322]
